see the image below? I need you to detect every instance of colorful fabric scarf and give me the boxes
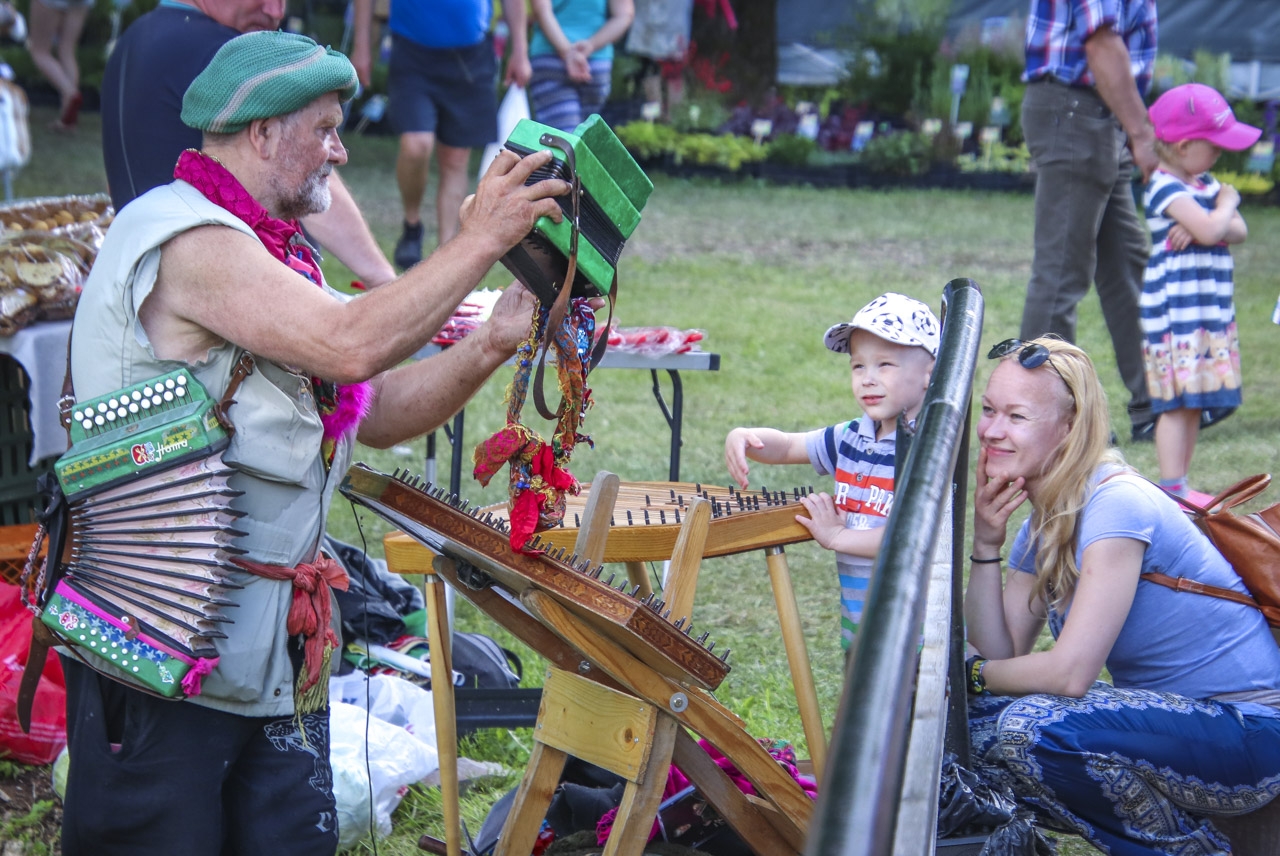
[473,298,597,552]
[173,150,373,467]
[595,738,817,844]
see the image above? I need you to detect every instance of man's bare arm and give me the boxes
[350,0,374,86]
[1085,25,1157,181]
[146,150,565,384]
[357,283,537,446]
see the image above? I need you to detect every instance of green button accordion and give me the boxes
[42,369,245,698]
[499,115,653,304]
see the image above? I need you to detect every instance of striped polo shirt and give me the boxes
[805,416,899,650]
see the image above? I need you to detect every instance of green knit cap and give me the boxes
[182,31,358,133]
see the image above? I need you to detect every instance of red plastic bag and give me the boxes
[0,581,65,765]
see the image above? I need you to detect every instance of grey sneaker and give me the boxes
[394,220,424,270]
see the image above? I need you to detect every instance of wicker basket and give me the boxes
[0,521,40,585]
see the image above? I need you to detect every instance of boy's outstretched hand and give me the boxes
[724,427,764,489]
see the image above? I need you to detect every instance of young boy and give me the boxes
[724,292,938,650]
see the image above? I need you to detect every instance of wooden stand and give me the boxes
[381,472,814,856]
[494,480,828,781]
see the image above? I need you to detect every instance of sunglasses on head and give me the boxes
[988,338,1054,370]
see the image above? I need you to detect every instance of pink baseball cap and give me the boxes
[1148,83,1262,151]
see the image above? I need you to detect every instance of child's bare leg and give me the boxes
[1154,408,1200,495]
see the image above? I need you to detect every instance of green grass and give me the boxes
[17,104,1280,855]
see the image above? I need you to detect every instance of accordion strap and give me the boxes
[531,132,615,421]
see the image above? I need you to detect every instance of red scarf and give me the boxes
[173,150,373,463]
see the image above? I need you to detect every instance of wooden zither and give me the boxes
[357,466,815,856]
[31,368,247,698]
[489,480,816,562]
[339,463,729,690]
[482,478,832,783]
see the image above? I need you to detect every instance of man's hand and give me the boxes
[459,150,569,255]
[474,281,538,360]
[1130,130,1159,183]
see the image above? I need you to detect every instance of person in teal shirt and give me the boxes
[528,0,633,131]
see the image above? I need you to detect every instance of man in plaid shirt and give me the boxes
[1019,0,1158,442]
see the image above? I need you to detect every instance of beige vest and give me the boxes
[71,181,355,716]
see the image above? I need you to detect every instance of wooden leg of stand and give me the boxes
[670,729,802,855]
[624,561,651,598]
[602,714,679,856]
[494,740,569,856]
[662,497,711,625]
[426,562,461,856]
[574,472,620,566]
[521,588,812,842]
[499,668,663,856]
[764,545,827,782]
[576,473,652,598]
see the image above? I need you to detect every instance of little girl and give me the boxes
[1139,83,1260,499]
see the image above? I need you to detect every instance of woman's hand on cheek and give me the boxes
[973,446,1025,554]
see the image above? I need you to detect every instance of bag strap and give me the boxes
[1101,470,1278,624]
[532,133,581,422]
[212,351,256,434]
[1139,570,1263,610]
[16,617,58,732]
[1169,474,1273,516]
[1140,571,1280,627]
[529,132,617,419]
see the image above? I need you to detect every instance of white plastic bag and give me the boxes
[329,700,439,847]
[478,84,530,182]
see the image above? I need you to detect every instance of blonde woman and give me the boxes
[965,337,1280,855]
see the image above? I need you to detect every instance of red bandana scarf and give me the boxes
[174,150,372,467]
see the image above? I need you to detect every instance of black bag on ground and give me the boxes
[451,631,522,689]
[324,534,424,647]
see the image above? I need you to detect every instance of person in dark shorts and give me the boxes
[352,0,531,269]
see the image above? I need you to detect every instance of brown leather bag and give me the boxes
[1141,474,1280,627]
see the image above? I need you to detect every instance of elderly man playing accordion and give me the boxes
[62,30,568,855]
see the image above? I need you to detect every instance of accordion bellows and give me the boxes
[47,369,245,697]
[499,115,653,304]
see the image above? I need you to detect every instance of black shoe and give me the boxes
[1130,418,1157,443]
[394,220,424,270]
[1202,406,1237,430]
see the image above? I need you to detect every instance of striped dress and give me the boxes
[1139,169,1242,414]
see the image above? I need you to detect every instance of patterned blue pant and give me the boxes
[970,686,1280,855]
